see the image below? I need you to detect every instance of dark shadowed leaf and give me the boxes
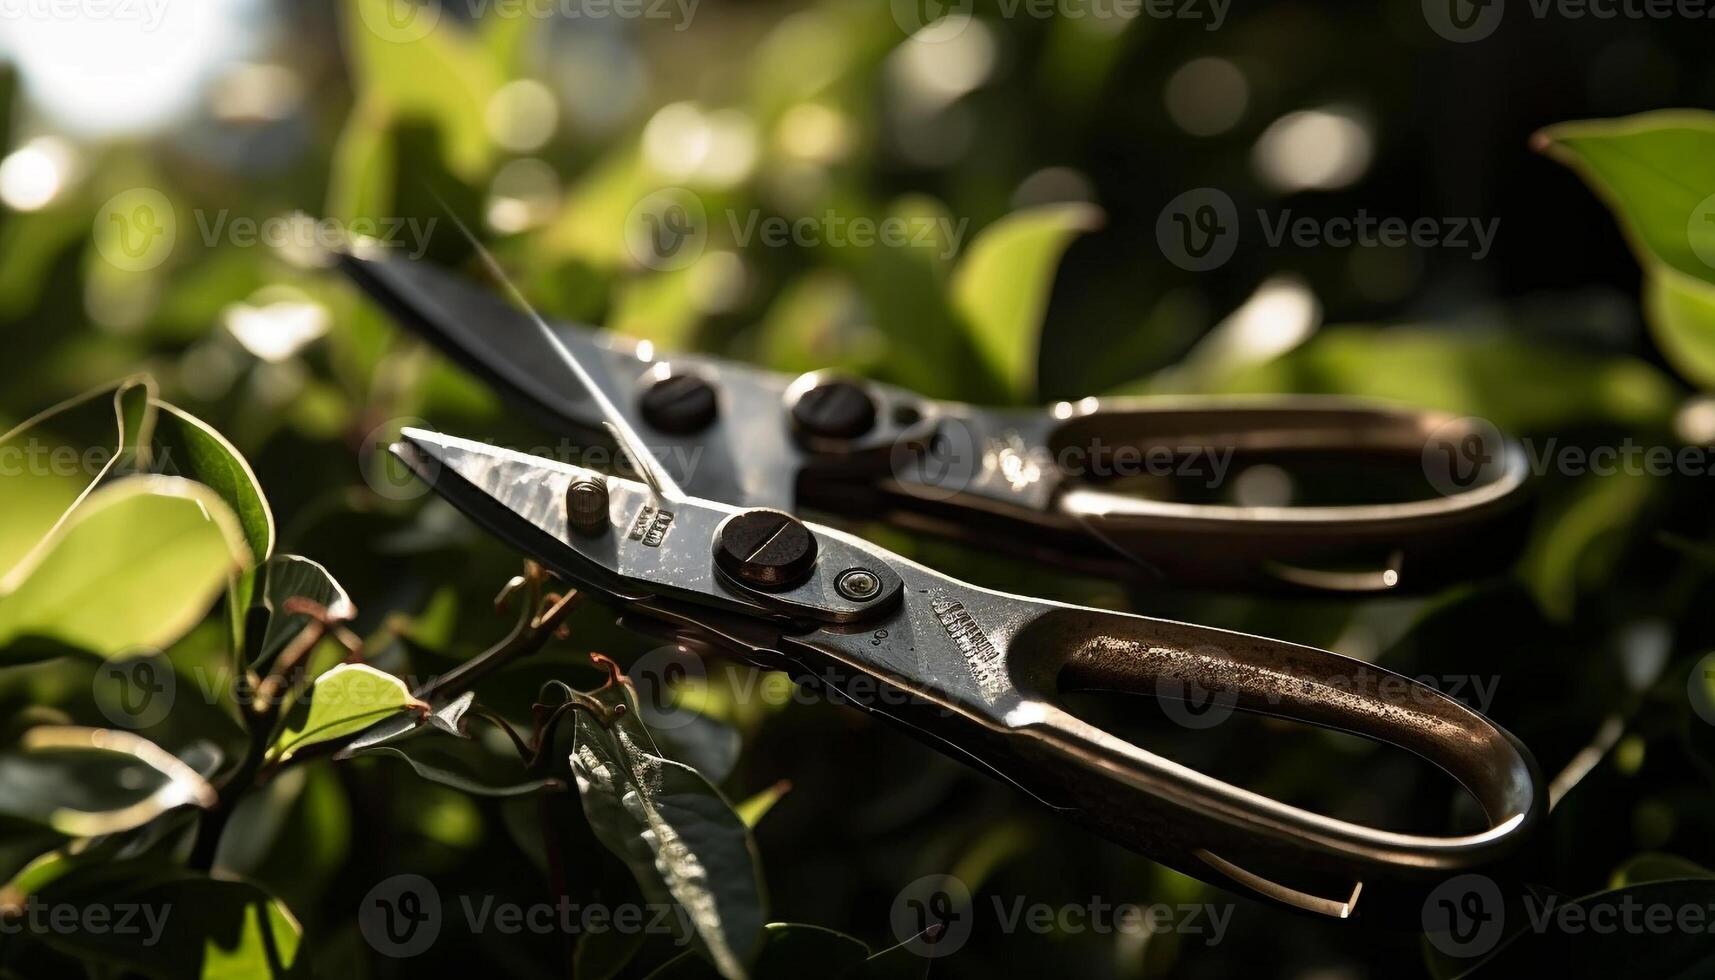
[32,861,303,980]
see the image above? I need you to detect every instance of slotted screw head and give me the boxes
[714,509,818,590]
[790,377,877,441]
[640,373,718,434]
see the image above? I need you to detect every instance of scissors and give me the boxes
[347,252,1543,919]
[340,254,1531,593]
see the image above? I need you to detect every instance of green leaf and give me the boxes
[950,203,1102,401]
[647,923,871,980]
[33,862,303,980]
[0,476,251,660]
[571,683,765,980]
[1537,110,1715,387]
[0,727,216,837]
[734,780,790,828]
[341,0,501,180]
[0,376,157,583]
[270,664,425,761]
[152,400,273,565]
[253,555,355,671]
[350,745,559,797]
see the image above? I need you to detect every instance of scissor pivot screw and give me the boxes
[834,568,882,601]
[715,509,818,590]
[566,478,609,535]
[790,376,877,441]
[640,372,718,434]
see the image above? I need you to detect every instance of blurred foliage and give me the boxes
[1,1,1714,978]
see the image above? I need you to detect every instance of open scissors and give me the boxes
[349,253,1542,919]
[341,254,1531,593]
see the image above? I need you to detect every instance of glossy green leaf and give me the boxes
[571,683,765,980]
[152,400,273,565]
[0,476,251,660]
[1538,110,1715,386]
[270,664,425,761]
[951,203,1102,401]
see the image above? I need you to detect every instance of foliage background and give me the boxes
[2,0,1715,977]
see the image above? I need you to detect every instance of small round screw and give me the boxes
[835,568,882,601]
[566,478,609,535]
[640,373,718,434]
[714,509,819,590]
[790,377,877,441]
